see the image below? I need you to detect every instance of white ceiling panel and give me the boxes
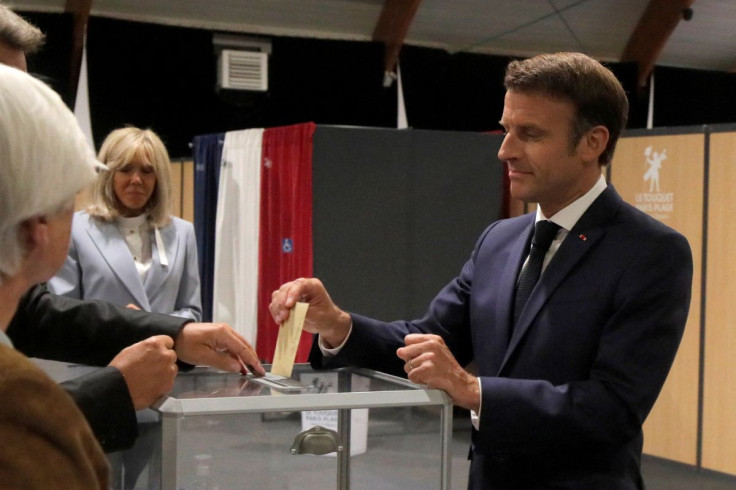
[10,0,736,72]
[661,0,736,71]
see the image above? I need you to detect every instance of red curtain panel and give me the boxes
[257,122,316,363]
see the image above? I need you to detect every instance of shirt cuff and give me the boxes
[470,378,482,430]
[317,320,354,357]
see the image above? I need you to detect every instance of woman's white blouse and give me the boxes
[116,215,152,282]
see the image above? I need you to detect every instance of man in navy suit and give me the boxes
[270,52,692,489]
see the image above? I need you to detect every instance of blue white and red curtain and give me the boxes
[210,123,315,363]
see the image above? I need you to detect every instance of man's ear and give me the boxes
[580,125,610,163]
[19,216,49,254]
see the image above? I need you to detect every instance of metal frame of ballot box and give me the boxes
[153,364,454,490]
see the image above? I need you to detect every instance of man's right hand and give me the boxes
[108,335,178,410]
[269,278,352,349]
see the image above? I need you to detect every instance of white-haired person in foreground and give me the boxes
[0,4,265,460]
[0,64,109,488]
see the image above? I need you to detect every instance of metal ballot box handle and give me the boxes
[290,425,343,455]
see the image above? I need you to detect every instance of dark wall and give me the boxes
[399,45,644,132]
[399,46,508,132]
[313,126,504,320]
[653,66,736,127]
[21,11,74,107]
[83,17,392,157]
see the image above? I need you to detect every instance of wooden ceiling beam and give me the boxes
[372,0,423,74]
[621,0,696,88]
[65,0,93,104]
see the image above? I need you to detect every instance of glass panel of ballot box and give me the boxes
[146,364,453,490]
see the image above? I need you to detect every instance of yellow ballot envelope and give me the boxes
[270,302,308,378]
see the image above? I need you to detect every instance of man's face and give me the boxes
[498,90,601,217]
[0,41,27,71]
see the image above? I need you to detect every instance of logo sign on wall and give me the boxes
[634,146,674,220]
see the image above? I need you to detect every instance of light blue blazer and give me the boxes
[49,211,203,322]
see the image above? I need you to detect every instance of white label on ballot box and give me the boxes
[299,372,369,456]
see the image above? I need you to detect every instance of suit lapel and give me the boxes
[144,222,179,299]
[498,186,621,373]
[86,219,150,309]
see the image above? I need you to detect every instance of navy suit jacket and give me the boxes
[310,186,692,489]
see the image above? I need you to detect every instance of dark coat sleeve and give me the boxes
[7,284,187,365]
[60,367,138,453]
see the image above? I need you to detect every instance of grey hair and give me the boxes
[0,64,101,284]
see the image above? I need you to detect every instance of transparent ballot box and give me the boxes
[153,364,453,490]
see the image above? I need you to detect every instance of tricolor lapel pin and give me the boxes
[579,234,587,241]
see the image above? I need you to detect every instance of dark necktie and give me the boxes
[513,220,561,325]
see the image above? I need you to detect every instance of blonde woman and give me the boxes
[49,127,202,321]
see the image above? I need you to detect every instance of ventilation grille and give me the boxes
[218,49,268,91]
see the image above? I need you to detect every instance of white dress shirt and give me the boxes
[117,215,153,282]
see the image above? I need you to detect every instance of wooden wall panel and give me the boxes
[181,160,195,223]
[170,159,183,218]
[702,132,736,475]
[610,134,703,465]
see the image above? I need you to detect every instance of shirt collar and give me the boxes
[117,214,149,230]
[0,328,13,348]
[535,173,607,231]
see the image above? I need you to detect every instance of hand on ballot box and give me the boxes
[173,322,266,377]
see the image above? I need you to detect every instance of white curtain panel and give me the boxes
[213,128,264,343]
[73,37,95,151]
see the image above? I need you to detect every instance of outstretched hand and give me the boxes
[174,323,265,377]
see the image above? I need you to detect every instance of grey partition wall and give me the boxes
[313,126,505,321]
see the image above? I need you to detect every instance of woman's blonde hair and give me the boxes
[87,126,173,227]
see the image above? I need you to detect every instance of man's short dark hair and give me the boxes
[504,52,629,165]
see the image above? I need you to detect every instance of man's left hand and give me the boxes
[397,333,480,412]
